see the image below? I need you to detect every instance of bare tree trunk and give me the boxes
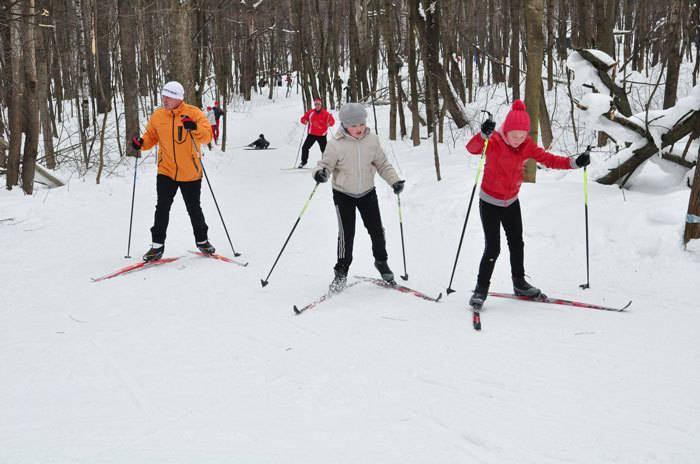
[663,0,683,109]
[168,0,195,102]
[408,4,420,146]
[6,0,23,189]
[382,0,398,140]
[36,25,55,169]
[509,0,521,100]
[685,147,700,244]
[95,0,112,113]
[538,82,553,149]
[523,0,545,183]
[546,0,554,90]
[21,0,39,194]
[118,0,140,157]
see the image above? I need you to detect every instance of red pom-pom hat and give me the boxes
[502,99,530,135]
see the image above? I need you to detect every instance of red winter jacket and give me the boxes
[466,130,574,204]
[301,108,335,136]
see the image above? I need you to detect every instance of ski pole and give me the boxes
[397,194,408,281]
[261,182,320,287]
[579,145,592,290]
[446,110,492,295]
[188,129,242,257]
[292,121,309,168]
[124,154,139,258]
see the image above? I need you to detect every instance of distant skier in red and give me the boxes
[299,98,335,168]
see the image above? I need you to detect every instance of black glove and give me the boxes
[131,137,144,150]
[481,119,496,138]
[181,115,197,131]
[314,169,328,183]
[575,151,591,167]
[392,180,405,195]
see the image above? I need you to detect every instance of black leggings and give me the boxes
[476,199,525,287]
[333,189,387,272]
[151,174,208,244]
[301,135,327,164]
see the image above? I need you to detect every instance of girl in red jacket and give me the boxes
[466,100,590,308]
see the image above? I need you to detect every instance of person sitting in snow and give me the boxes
[312,103,405,292]
[465,100,591,308]
[248,134,270,150]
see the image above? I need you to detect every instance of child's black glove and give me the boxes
[481,119,496,138]
[314,169,328,183]
[392,180,405,195]
[575,151,591,167]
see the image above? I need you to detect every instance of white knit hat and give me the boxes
[162,81,184,100]
[339,103,367,126]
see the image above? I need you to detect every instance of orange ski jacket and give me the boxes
[139,102,212,182]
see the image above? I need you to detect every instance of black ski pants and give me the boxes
[301,134,327,165]
[151,174,208,244]
[476,199,525,287]
[333,189,387,273]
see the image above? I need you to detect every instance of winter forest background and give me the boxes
[1,0,700,462]
[2,1,699,242]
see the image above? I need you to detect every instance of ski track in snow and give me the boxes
[1,91,699,463]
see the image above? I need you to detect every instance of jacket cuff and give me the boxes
[569,157,579,169]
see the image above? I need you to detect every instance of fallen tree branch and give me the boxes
[597,110,700,184]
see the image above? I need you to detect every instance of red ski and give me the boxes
[92,257,182,282]
[488,292,631,312]
[188,250,248,267]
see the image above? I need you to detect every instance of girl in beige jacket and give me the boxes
[312,103,405,292]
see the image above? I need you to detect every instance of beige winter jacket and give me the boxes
[312,127,401,196]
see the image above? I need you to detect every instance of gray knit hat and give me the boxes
[339,103,367,127]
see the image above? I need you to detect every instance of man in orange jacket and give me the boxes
[299,98,335,168]
[131,81,214,262]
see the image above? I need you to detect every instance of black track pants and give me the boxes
[301,135,327,165]
[333,189,387,273]
[151,174,208,244]
[476,199,525,286]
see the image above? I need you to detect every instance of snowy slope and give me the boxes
[1,91,699,463]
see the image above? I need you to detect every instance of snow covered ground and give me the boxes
[1,89,699,463]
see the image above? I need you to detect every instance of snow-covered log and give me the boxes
[567,49,700,185]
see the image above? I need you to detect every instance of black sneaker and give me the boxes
[329,268,348,293]
[469,283,489,308]
[374,260,395,283]
[513,276,542,298]
[143,245,164,262]
[298,162,307,169]
[197,241,216,255]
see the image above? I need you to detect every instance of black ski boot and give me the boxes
[329,267,348,294]
[469,283,489,308]
[374,260,395,284]
[197,240,216,255]
[143,245,164,262]
[513,276,542,298]
[298,162,307,169]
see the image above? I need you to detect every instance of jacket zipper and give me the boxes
[356,139,362,192]
[171,111,179,180]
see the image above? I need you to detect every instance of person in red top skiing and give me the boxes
[299,98,335,167]
[465,100,591,308]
